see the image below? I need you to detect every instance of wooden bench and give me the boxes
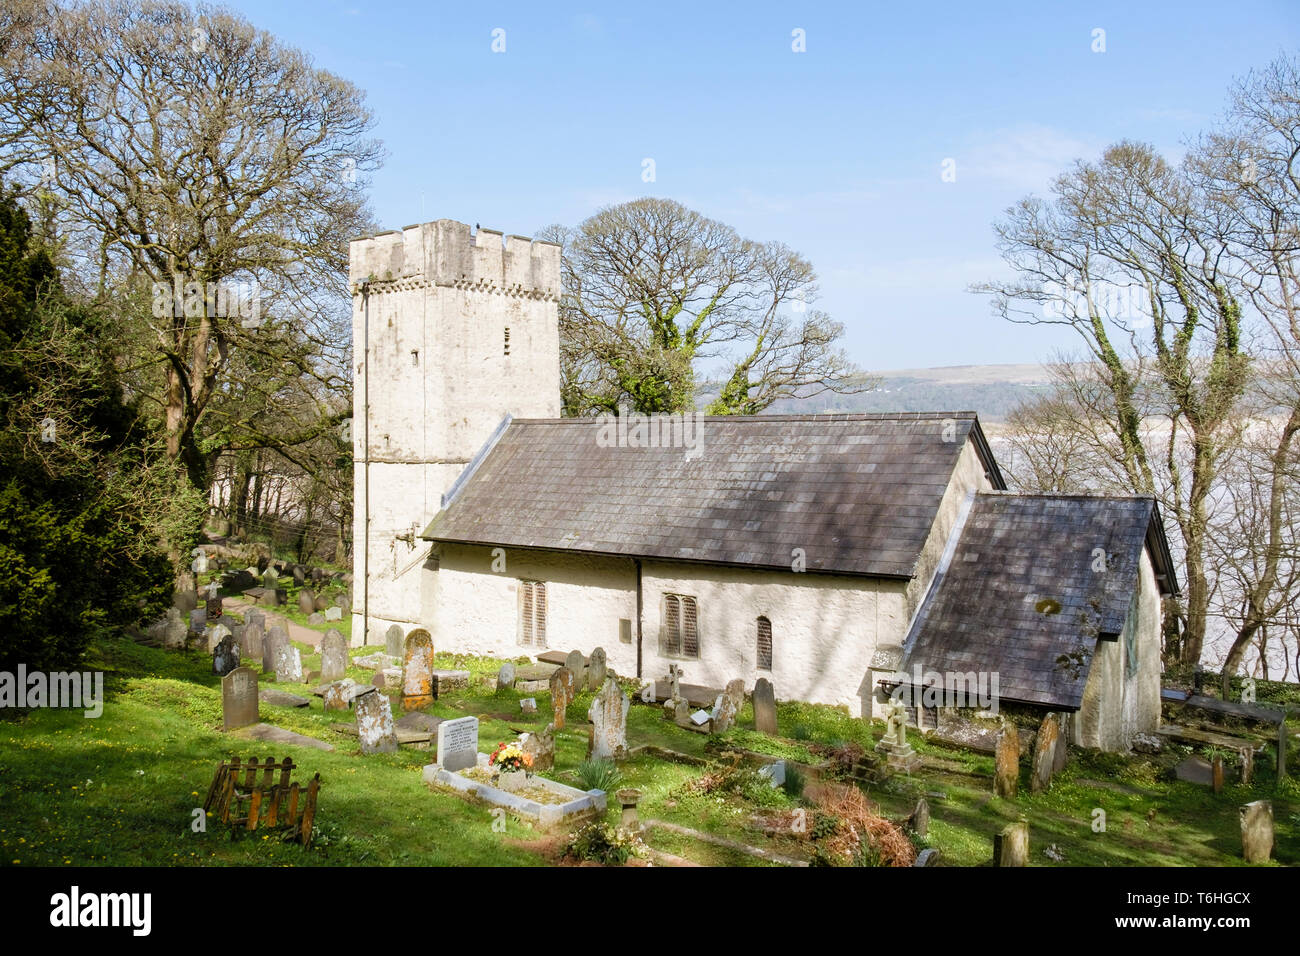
[203,755,320,846]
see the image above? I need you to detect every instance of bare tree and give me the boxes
[541,198,873,416]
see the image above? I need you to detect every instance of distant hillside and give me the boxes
[765,364,1053,422]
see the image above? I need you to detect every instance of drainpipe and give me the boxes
[635,558,643,678]
[360,279,371,649]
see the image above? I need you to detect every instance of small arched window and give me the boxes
[756,616,772,671]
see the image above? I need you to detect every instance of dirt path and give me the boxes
[224,598,325,649]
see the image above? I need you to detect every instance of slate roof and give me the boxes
[898,493,1177,710]
[421,412,1005,578]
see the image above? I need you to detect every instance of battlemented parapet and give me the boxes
[350,220,561,646]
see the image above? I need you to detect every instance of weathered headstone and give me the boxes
[1052,715,1070,772]
[711,688,740,734]
[1031,713,1060,793]
[907,797,930,838]
[497,662,516,690]
[565,649,586,688]
[588,676,629,760]
[521,722,555,772]
[874,697,921,771]
[753,677,778,735]
[549,665,575,729]
[212,633,240,677]
[1240,747,1254,785]
[436,715,479,771]
[261,568,279,591]
[723,678,745,713]
[204,590,223,623]
[520,698,537,715]
[320,628,348,682]
[385,624,404,658]
[274,636,303,683]
[222,666,259,731]
[206,621,231,653]
[241,620,264,660]
[323,680,352,712]
[324,606,342,621]
[263,626,287,676]
[354,688,399,754]
[587,647,607,691]
[313,593,329,613]
[174,589,198,614]
[291,565,306,587]
[162,607,187,648]
[994,820,1029,867]
[189,608,206,633]
[307,612,325,626]
[1239,799,1273,863]
[401,629,434,709]
[1212,754,1225,794]
[994,722,1020,799]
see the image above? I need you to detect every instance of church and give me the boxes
[349,218,1179,752]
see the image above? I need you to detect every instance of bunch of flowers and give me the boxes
[488,741,534,773]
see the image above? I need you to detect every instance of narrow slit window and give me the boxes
[504,327,511,356]
[756,616,772,670]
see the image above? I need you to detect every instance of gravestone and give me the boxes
[307,612,325,626]
[401,629,434,710]
[436,715,479,771]
[212,634,240,677]
[354,688,399,754]
[261,568,279,591]
[1031,713,1060,793]
[1240,747,1254,785]
[313,593,329,612]
[711,688,740,734]
[204,590,223,623]
[163,607,187,649]
[520,698,537,715]
[1239,800,1273,863]
[291,565,306,587]
[263,626,287,675]
[994,722,1020,799]
[907,797,930,838]
[588,676,629,760]
[1212,754,1225,793]
[521,722,555,772]
[222,666,259,731]
[206,622,231,653]
[587,647,607,691]
[497,662,516,690]
[1174,755,1213,786]
[549,666,576,729]
[241,620,264,660]
[753,677,778,735]
[1052,715,1069,772]
[994,820,1029,867]
[273,634,303,683]
[324,606,342,621]
[874,697,921,771]
[565,649,586,689]
[189,609,206,633]
[385,624,404,658]
[723,678,745,713]
[174,589,198,614]
[320,628,348,682]
[323,680,353,712]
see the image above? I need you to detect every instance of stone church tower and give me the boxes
[348,220,561,646]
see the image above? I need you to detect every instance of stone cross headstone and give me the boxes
[587,647,607,691]
[1031,713,1060,793]
[588,676,629,760]
[385,624,404,658]
[320,628,348,682]
[549,666,575,729]
[212,633,240,677]
[354,688,399,754]
[1239,799,1273,863]
[497,662,516,690]
[994,722,1020,799]
[436,715,479,771]
[564,649,586,689]
[994,820,1029,867]
[401,629,434,710]
[222,666,259,731]
[753,677,778,735]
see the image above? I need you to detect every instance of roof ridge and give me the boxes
[508,411,982,424]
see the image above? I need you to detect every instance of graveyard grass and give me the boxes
[0,631,1296,867]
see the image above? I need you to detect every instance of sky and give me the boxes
[222,0,1299,371]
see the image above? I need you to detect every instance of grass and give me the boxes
[1,633,1294,867]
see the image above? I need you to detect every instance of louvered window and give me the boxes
[662,594,699,659]
[519,580,547,647]
[756,616,772,670]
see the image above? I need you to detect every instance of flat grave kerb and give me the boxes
[422,754,607,828]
